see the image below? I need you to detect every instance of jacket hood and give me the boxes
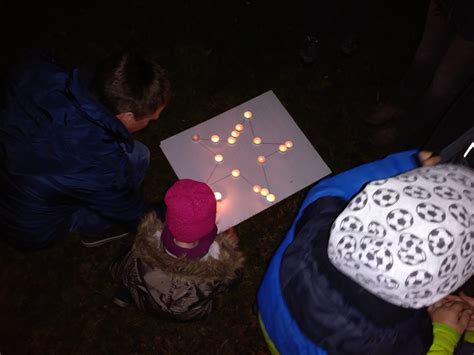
[0,59,133,175]
[281,196,432,354]
[134,213,244,283]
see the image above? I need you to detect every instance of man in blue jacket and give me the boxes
[0,52,171,249]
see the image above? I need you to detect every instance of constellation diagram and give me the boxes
[161,90,332,232]
[190,110,294,203]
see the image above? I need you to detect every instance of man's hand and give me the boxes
[428,299,472,334]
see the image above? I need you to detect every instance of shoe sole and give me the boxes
[81,232,130,248]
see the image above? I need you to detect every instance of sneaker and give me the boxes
[80,225,131,248]
[113,286,132,308]
[300,35,320,64]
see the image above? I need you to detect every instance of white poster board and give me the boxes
[160,91,331,232]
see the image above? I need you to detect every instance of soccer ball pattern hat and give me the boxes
[164,179,217,243]
[328,164,474,309]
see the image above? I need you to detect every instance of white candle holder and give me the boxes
[266,193,276,202]
[231,130,240,138]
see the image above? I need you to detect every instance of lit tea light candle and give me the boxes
[214,192,222,201]
[253,184,262,193]
[227,136,236,145]
[260,188,269,197]
[266,193,276,202]
[231,130,240,138]
[285,140,293,149]
[214,154,224,163]
[257,155,266,164]
[278,144,288,153]
[231,169,241,177]
[253,136,262,145]
[244,111,253,119]
[192,134,200,142]
[211,135,220,143]
[235,123,244,132]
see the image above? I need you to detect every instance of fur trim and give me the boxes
[134,213,244,282]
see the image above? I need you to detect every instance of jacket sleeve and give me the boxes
[57,166,146,229]
[221,228,245,288]
[428,323,461,355]
[454,331,474,355]
[85,186,145,228]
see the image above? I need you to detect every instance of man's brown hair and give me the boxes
[90,51,171,118]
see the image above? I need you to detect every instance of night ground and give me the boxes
[0,0,472,354]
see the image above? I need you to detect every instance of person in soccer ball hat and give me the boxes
[279,163,473,354]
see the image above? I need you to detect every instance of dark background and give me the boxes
[1,0,472,354]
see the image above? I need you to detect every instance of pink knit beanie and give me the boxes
[164,179,217,243]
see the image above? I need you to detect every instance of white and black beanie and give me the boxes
[328,164,474,309]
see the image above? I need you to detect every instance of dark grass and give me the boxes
[0,0,472,354]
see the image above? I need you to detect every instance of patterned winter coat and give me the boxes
[111,213,245,321]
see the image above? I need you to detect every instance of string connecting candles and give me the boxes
[190,110,292,204]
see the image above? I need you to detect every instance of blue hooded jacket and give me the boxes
[257,150,433,355]
[0,58,145,248]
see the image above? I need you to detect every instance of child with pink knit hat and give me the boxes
[110,179,244,321]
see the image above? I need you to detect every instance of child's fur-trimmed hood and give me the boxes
[134,213,244,283]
